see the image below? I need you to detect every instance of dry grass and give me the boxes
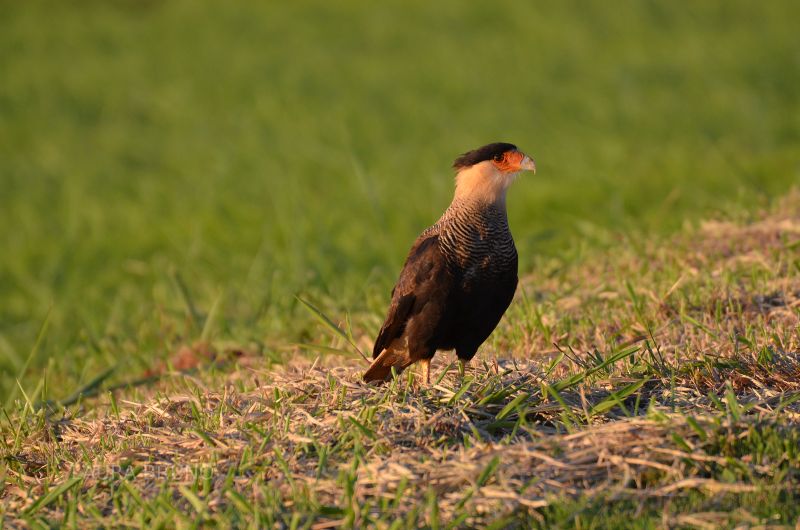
[3,192,800,528]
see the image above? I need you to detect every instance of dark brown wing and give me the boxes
[373,233,449,358]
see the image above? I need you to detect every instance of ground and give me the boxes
[3,193,799,528]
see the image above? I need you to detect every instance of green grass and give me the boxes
[2,1,800,526]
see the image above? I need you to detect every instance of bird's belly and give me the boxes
[436,274,514,358]
[459,272,516,306]
[460,256,517,290]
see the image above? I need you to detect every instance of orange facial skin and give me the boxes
[491,150,524,173]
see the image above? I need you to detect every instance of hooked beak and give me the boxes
[519,154,536,174]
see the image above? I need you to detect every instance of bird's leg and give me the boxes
[419,359,431,386]
[458,358,469,377]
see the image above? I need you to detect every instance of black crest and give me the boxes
[452,142,517,169]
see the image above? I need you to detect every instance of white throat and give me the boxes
[453,160,518,207]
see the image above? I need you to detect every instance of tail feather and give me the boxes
[363,348,413,383]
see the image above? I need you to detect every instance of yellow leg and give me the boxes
[420,359,431,385]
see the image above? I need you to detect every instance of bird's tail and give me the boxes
[363,348,413,383]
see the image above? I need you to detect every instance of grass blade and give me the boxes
[476,456,500,487]
[293,342,365,359]
[178,486,207,516]
[552,345,639,392]
[200,290,224,342]
[296,296,369,364]
[173,271,201,330]
[5,306,52,409]
[40,365,117,410]
[24,477,81,515]
[496,392,530,420]
[589,379,647,416]
[447,378,474,405]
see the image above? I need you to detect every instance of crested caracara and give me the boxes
[364,142,535,383]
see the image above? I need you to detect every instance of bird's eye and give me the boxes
[493,153,504,162]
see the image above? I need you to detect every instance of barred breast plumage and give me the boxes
[364,143,535,384]
[435,198,518,281]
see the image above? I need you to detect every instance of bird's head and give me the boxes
[452,142,536,205]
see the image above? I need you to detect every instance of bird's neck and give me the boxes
[453,163,513,208]
[440,196,510,233]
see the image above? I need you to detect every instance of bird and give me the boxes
[363,142,535,384]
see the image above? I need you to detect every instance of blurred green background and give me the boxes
[1,0,798,401]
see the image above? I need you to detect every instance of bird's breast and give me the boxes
[437,203,517,280]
